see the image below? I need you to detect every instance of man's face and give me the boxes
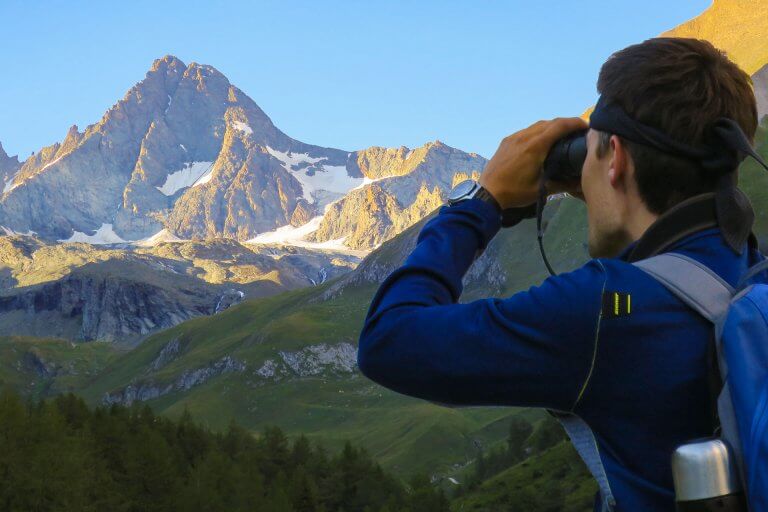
[580,129,632,258]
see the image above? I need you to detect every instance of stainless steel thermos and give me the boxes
[671,438,747,511]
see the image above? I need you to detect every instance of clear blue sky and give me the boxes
[0,0,710,159]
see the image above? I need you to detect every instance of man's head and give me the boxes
[580,37,758,257]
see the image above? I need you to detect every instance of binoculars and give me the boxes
[543,129,588,183]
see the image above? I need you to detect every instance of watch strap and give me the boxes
[473,187,536,228]
[447,181,536,229]
[473,186,502,213]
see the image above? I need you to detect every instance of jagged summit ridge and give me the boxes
[0,56,349,243]
[0,56,485,251]
[0,142,21,194]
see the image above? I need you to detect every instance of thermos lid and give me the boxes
[671,438,741,502]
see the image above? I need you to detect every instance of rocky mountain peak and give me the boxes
[150,54,185,73]
[59,125,82,153]
[0,142,20,177]
[183,62,230,90]
[0,142,13,162]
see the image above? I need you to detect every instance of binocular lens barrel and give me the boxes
[543,129,588,182]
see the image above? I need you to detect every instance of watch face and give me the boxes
[448,179,478,202]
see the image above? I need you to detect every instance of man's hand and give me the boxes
[479,117,588,209]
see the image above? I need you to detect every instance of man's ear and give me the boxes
[608,134,629,190]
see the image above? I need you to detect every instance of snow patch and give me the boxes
[3,170,22,193]
[0,226,36,236]
[247,215,324,245]
[233,121,253,136]
[39,154,65,173]
[350,175,390,191]
[245,214,356,253]
[59,223,126,244]
[135,229,186,247]
[266,146,363,204]
[156,161,214,196]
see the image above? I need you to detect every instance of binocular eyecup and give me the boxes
[543,129,588,183]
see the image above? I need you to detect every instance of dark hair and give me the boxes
[595,37,758,214]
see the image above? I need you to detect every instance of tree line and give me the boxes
[0,389,449,512]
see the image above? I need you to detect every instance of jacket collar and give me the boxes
[620,193,755,263]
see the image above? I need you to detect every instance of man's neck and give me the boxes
[625,204,659,245]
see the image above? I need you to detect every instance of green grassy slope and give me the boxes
[74,279,539,477]
[450,442,596,512]
[0,336,121,400]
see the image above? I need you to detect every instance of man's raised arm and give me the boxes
[357,118,604,411]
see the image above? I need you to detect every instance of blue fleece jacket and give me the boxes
[357,197,763,511]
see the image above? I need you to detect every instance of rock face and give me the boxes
[103,354,247,405]
[0,143,21,193]
[308,142,485,249]
[754,64,768,122]
[0,271,215,342]
[102,341,357,406]
[278,342,357,377]
[0,234,359,342]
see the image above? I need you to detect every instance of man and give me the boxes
[356,38,763,511]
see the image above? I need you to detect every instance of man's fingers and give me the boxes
[506,117,587,151]
[538,117,588,147]
[503,120,549,143]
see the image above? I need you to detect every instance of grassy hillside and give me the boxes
[72,278,541,477]
[0,336,121,400]
[450,442,595,512]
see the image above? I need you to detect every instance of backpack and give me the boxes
[634,252,768,510]
[557,252,768,511]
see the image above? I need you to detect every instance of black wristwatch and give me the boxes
[446,179,501,211]
[446,179,537,227]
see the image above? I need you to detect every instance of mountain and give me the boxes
[0,56,348,243]
[0,235,358,343]
[0,57,484,254]
[0,56,489,343]
[663,0,768,76]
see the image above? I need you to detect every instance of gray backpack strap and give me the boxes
[633,253,733,322]
[633,253,745,483]
[554,413,616,512]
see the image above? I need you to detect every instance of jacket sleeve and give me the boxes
[357,198,606,411]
